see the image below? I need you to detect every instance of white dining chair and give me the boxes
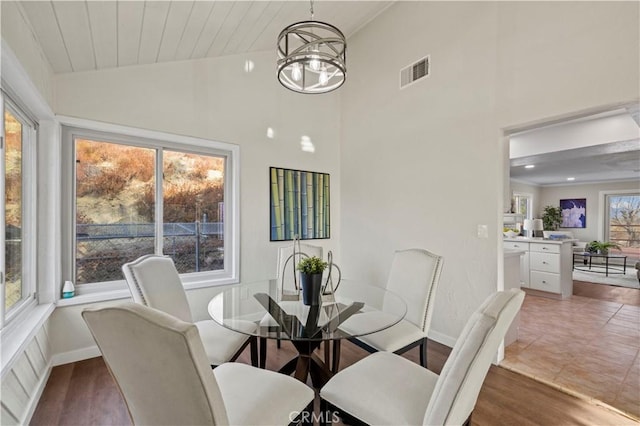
[82,303,315,426]
[335,248,443,371]
[320,288,525,426]
[122,254,258,367]
[259,243,323,368]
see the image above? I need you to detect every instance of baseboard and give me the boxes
[428,330,456,348]
[51,345,101,367]
[23,361,52,425]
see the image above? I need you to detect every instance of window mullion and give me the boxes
[155,148,163,255]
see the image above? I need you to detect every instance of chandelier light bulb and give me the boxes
[319,67,329,86]
[309,49,321,71]
[291,63,302,81]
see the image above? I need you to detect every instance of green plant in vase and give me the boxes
[297,256,328,306]
[585,241,621,255]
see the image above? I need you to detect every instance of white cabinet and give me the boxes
[504,238,574,299]
[504,241,529,287]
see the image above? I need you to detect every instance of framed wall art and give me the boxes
[560,198,586,228]
[269,167,330,241]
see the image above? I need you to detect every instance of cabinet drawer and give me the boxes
[530,271,561,293]
[504,241,529,251]
[530,252,560,273]
[530,243,560,254]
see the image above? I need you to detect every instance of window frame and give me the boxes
[60,117,240,302]
[1,93,38,328]
[600,188,640,247]
[513,192,533,220]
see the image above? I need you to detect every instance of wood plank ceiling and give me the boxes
[18,1,394,74]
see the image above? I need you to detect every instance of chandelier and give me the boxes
[277,0,346,94]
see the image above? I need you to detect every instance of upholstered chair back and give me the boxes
[122,254,193,323]
[384,248,444,332]
[82,303,229,426]
[423,289,525,425]
[276,243,323,293]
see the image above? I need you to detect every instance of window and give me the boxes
[513,193,533,220]
[62,122,238,295]
[604,192,640,257]
[1,95,37,325]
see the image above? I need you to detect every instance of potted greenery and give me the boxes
[542,205,562,231]
[297,256,328,306]
[585,241,621,255]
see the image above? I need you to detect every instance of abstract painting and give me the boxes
[560,198,586,228]
[270,167,330,241]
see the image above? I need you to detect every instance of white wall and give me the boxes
[538,180,640,243]
[51,51,342,355]
[0,1,54,107]
[341,1,639,343]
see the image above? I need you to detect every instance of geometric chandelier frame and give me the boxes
[277,19,346,94]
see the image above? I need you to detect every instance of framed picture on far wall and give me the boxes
[560,198,586,228]
[269,167,330,241]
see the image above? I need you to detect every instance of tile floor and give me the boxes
[502,293,640,419]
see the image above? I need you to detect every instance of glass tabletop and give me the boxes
[207,279,407,342]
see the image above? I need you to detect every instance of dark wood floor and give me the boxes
[32,330,637,425]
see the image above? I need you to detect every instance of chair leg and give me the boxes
[319,399,329,426]
[259,337,267,369]
[249,336,258,367]
[332,340,341,373]
[277,338,281,349]
[420,338,428,368]
[324,341,330,367]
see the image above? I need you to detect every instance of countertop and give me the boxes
[504,237,577,245]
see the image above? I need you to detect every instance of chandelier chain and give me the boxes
[310,0,314,20]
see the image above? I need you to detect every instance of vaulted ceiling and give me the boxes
[14,1,640,186]
[19,0,393,74]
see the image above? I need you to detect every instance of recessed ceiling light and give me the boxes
[567,177,575,181]
[525,165,535,169]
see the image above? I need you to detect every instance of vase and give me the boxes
[300,273,323,306]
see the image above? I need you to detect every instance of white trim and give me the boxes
[23,361,52,425]
[57,115,239,153]
[427,329,456,349]
[0,40,54,120]
[51,345,101,367]
[56,289,132,307]
[0,302,54,378]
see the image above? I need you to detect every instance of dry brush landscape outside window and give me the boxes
[75,139,225,284]
[4,110,23,310]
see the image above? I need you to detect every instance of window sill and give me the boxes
[56,277,237,307]
[56,289,132,307]
[1,302,55,377]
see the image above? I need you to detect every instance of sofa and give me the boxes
[542,231,589,252]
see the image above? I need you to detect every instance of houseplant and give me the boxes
[585,241,621,255]
[297,256,328,306]
[542,205,562,231]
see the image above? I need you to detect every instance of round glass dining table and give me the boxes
[208,279,406,387]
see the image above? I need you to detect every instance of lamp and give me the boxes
[277,0,346,94]
[533,219,544,237]
[523,219,534,238]
[523,219,544,238]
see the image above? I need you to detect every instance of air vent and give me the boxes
[400,56,430,89]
